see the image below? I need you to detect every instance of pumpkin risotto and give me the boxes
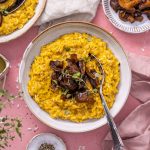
[28,33,120,122]
[0,0,38,35]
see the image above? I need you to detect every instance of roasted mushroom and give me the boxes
[75,91,94,103]
[143,9,150,19]
[0,0,7,3]
[78,60,85,75]
[118,0,140,12]
[110,0,150,22]
[139,0,150,10]
[110,0,121,12]
[49,54,101,103]
[50,60,63,72]
[0,13,2,26]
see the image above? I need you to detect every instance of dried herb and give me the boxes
[63,46,71,52]
[0,116,22,149]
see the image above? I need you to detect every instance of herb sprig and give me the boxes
[0,116,22,149]
[0,89,22,112]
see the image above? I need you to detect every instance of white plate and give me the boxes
[19,22,131,133]
[0,0,46,43]
[102,0,150,33]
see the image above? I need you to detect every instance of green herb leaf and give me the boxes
[52,80,58,85]
[0,89,5,97]
[63,46,71,52]
[0,117,22,149]
[66,94,72,99]
[0,102,4,112]
[93,89,98,93]
[72,72,81,79]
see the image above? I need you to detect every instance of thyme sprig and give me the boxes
[0,89,22,112]
[0,116,22,149]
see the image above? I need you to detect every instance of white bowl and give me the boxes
[102,0,150,33]
[19,22,131,133]
[0,0,46,43]
[27,133,67,150]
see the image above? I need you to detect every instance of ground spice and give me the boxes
[39,143,55,150]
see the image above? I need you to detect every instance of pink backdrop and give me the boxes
[0,5,150,150]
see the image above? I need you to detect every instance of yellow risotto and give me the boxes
[28,33,120,122]
[0,0,38,35]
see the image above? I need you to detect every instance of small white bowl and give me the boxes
[102,0,150,33]
[27,133,66,150]
[0,0,46,43]
[19,22,131,133]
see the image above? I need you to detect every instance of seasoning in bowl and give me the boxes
[39,143,55,150]
[27,133,66,150]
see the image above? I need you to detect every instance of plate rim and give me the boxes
[102,0,150,34]
[19,21,132,132]
[0,0,47,43]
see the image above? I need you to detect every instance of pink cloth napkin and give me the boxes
[103,52,150,150]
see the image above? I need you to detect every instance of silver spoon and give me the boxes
[0,0,25,26]
[1,0,26,15]
[89,53,124,150]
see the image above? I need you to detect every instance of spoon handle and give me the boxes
[99,91,124,150]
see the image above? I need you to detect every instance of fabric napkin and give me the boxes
[103,52,150,150]
[36,0,100,31]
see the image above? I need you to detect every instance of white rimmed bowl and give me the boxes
[19,22,131,133]
[27,133,66,150]
[0,0,46,43]
[102,0,150,33]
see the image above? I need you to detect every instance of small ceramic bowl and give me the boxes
[27,133,66,150]
[102,0,150,33]
[0,54,9,80]
[0,0,46,43]
[19,21,131,133]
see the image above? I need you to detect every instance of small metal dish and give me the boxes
[0,54,9,80]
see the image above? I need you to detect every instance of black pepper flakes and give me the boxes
[39,143,55,150]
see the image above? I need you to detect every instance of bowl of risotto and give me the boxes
[19,22,131,132]
[0,0,46,43]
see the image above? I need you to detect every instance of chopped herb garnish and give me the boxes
[63,46,71,51]
[93,89,98,93]
[52,80,58,85]
[72,72,81,79]
[0,116,22,149]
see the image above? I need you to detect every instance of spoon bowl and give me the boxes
[2,0,25,15]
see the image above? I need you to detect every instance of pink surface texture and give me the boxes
[0,5,150,150]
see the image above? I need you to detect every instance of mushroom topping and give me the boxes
[110,0,121,12]
[78,60,85,75]
[75,91,94,103]
[110,0,150,22]
[0,0,7,3]
[139,0,150,10]
[143,9,150,20]
[50,61,63,72]
[50,54,101,103]
[0,13,2,26]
